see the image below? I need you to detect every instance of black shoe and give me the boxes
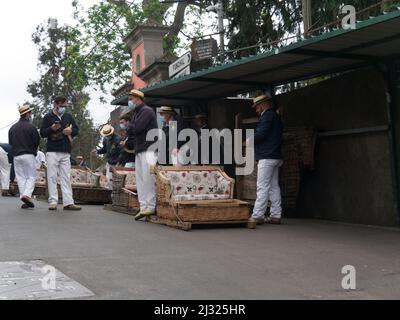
[2,190,13,197]
[21,196,35,208]
[21,204,30,209]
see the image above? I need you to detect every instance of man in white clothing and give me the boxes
[248,94,284,225]
[8,104,41,209]
[0,144,12,196]
[125,89,158,221]
[40,96,81,211]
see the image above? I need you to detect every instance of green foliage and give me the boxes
[220,0,400,61]
[224,0,302,59]
[72,0,145,93]
[311,0,400,32]
[142,0,171,23]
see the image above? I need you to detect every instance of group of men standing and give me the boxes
[94,89,284,224]
[93,89,215,222]
[1,88,284,225]
[4,96,81,211]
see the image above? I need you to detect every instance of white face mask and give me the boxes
[58,106,66,115]
[128,101,135,110]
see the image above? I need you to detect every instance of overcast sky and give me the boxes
[0,0,113,143]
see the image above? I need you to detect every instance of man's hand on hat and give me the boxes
[63,127,72,136]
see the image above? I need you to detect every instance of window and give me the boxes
[135,55,141,73]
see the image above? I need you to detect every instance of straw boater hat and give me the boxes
[18,104,34,116]
[128,89,144,99]
[252,93,272,108]
[159,106,176,114]
[100,124,115,137]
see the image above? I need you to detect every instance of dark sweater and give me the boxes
[127,104,158,154]
[8,118,40,157]
[40,111,79,154]
[254,108,283,161]
[97,134,122,165]
[118,150,135,166]
[0,143,12,155]
[120,134,136,166]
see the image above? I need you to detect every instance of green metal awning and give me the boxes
[112,10,400,106]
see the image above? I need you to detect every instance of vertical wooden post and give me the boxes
[302,0,312,35]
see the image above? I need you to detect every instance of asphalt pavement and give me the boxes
[0,196,400,300]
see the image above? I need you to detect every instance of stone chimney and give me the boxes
[124,24,171,89]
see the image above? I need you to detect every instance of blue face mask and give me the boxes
[128,101,135,110]
[120,124,127,130]
[58,106,66,115]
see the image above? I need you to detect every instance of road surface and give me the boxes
[0,196,399,299]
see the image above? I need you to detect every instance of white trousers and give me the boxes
[0,148,11,190]
[252,159,283,219]
[14,154,37,198]
[47,152,74,206]
[135,151,157,211]
[106,163,113,190]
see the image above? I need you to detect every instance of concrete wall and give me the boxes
[277,67,398,226]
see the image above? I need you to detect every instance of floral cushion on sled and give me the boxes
[172,194,231,201]
[71,168,91,186]
[99,175,108,189]
[36,168,108,189]
[160,170,231,201]
[35,169,47,186]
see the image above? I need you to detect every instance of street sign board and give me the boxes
[191,38,218,61]
[172,66,190,79]
[169,52,192,78]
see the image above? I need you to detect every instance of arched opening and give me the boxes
[135,55,141,73]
